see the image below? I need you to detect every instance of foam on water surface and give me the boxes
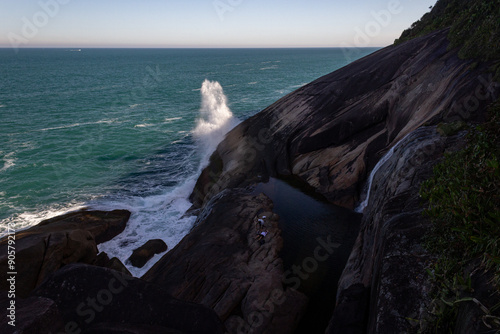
[97,80,239,276]
[95,176,198,277]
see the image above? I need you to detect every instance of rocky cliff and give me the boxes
[179,28,499,333]
[0,211,225,334]
[190,28,497,211]
[328,126,466,332]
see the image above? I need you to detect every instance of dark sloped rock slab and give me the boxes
[330,127,466,333]
[35,209,131,244]
[144,190,308,334]
[32,263,225,334]
[0,295,63,334]
[0,209,130,297]
[94,251,132,276]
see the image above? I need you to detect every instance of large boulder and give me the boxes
[34,209,131,244]
[144,190,308,334]
[0,209,130,297]
[32,263,225,334]
[128,239,168,268]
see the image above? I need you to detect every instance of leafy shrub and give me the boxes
[420,101,500,331]
[395,0,500,63]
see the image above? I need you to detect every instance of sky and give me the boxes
[0,0,437,48]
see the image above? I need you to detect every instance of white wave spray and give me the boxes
[97,80,239,277]
[193,79,239,164]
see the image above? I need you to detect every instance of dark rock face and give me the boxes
[32,263,225,334]
[128,239,168,268]
[36,209,131,244]
[182,29,499,332]
[0,295,63,334]
[330,127,466,333]
[326,284,370,333]
[0,209,130,297]
[143,191,308,334]
[94,251,132,276]
[82,323,184,334]
[190,29,498,210]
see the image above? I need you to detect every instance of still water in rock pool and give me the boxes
[253,177,361,332]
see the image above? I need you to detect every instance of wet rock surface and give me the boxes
[184,28,498,333]
[330,127,466,333]
[128,239,168,268]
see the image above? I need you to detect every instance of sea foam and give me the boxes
[1,79,239,277]
[0,152,16,172]
[0,202,87,236]
[97,80,239,277]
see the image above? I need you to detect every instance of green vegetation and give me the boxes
[395,0,500,331]
[436,121,466,137]
[420,101,500,332]
[395,0,500,64]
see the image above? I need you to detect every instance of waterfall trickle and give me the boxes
[355,133,411,213]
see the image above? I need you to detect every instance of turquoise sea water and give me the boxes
[0,47,377,275]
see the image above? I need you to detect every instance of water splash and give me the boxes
[5,79,240,277]
[97,80,239,277]
[192,79,239,163]
[95,177,198,277]
[355,133,412,213]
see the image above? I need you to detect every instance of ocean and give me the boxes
[0,47,378,276]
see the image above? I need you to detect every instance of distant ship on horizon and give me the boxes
[69,49,82,52]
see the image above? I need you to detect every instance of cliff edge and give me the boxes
[180,23,499,334]
[190,28,497,212]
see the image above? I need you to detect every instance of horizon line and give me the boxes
[0,45,386,50]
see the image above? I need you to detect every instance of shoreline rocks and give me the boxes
[0,209,130,297]
[32,263,224,334]
[95,251,132,276]
[3,26,500,333]
[182,29,499,332]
